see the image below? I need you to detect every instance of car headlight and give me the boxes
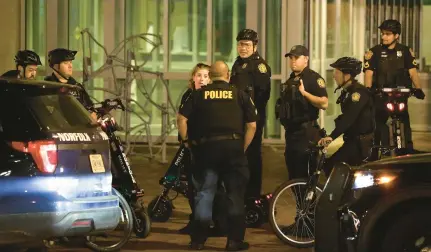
[352,170,400,189]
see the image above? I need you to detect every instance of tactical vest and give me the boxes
[276,77,309,126]
[375,46,411,88]
[193,84,244,139]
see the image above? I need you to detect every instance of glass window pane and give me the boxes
[129,78,179,137]
[26,0,47,73]
[265,0,282,74]
[322,69,340,134]
[68,0,104,72]
[213,0,247,67]
[125,0,164,71]
[85,78,105,103]
[169,0,207,71]
[326,0,336,59]
[422,2,431,72]
[265,80,281,139]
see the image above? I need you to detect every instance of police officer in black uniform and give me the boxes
[1,50,42,79]
[277,45,328,181]
[319,57,375,175]
[230,29,271,199]
[44,48,95,118]
[178,61,257,251]
[364,19,425,157]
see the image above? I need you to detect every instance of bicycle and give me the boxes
[372,86,425,158]
[268,129,327,248]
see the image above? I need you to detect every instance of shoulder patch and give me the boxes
[409,48,415,58]
[258,63,267,73]
[351,92,361,102]
[317,78,325,88]
[364,50,373,60]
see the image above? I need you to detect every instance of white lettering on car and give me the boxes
[54,133,92,142]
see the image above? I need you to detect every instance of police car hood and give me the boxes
[358,153,431,170]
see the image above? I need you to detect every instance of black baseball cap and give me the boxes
[285,45,309,57]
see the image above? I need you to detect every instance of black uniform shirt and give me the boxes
[179,81,258,140]
[45,73,94,108]
[363,43,418,72]
[329,81,374,140]
[230,52,271,118]
[286,67,328,121]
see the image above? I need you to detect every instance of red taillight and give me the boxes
[11,140,57,173]
[398,102,405,111]
[386,103,394,111]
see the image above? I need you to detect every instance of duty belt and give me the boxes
[191,133,242,145]
[343,132,374,141]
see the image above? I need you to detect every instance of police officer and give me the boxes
[1,50,42,79]
[364,19,425,157]
[45,48,96,119]
[277,45,328,181]
[230,28,271,199]
[319,57,375,175]
[178,61,257,250]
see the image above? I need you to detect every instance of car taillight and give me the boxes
[386,103,394,111]
[10,140,57,173]
[398,102,405,111]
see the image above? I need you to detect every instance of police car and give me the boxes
[315,153,431,252]
[0,78,120,251]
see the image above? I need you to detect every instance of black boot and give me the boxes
[225,240,249,251]
[179,221,192,234]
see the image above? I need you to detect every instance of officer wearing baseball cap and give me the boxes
[277,45,328,181]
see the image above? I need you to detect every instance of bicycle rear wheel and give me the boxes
[269,179,323,248]
[85,188,133,252]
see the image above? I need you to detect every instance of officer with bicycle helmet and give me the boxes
[1,50,42,79]
[363,19,425,158]
[230,29,271,200]
[45,48,95,117]
[320,57,375,175]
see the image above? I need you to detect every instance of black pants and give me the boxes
[245,118,264,198]
[373,100,413,151]
[190,139,249,243]
[284,123,320,180]
[323,139,364,177]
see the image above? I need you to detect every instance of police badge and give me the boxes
[397,51,402,57]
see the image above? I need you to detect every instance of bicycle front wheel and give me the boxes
[269,179,323,248]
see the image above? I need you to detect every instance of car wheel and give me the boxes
[381,207,431,252]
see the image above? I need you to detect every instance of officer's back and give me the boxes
[177,61,257,250]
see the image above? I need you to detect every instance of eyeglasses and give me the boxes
[237,42,253,49]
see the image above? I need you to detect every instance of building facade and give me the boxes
[2,0,430,143]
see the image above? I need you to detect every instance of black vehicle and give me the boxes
[148,144,273,228]
[89,98,151,239]
[315,153,431,252]
[0,79,122,252]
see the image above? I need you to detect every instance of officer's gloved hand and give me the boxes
[414,88,426,100]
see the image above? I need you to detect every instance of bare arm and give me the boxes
[409,68,422,89]
[176,114,188,141]
[244,122,256,152]
[364,70,374,88]
[301,91,328,110]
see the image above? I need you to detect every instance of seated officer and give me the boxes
[319,57,375,175]
[177,61,257,251]
[45,48,96,119]
[2,50,42,79]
